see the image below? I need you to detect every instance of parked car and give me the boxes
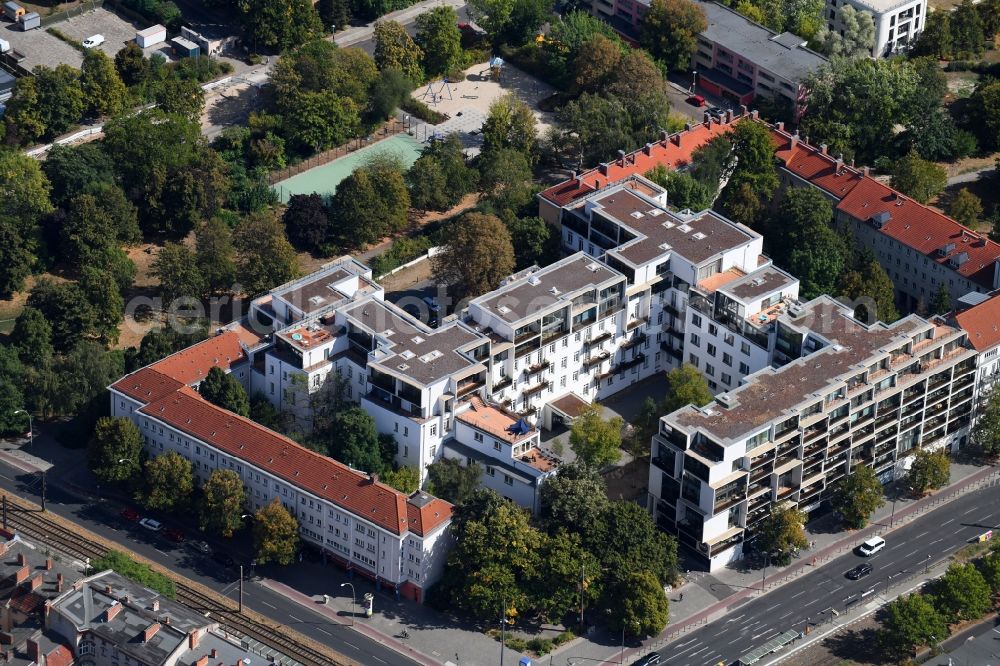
[163,528,185,543]
[686,94,705,107]
[707,105,725,119]
[139,518,162,531]
[82,34,105,48]
[120,508,139,522]
[190,540,211,554]
[846,563,873,580]
[857,536,886,557]
[421,296,441,313]
[632,653,662,666]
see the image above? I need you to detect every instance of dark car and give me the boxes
[212,551,236,569]
[707,105,725,119]
[163,528,185,543]
[120,508,139,522]
[632,654,662,666]
[846,563,873,580]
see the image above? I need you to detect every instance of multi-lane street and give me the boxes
[0,457,416,666]
[658,483,1000,666]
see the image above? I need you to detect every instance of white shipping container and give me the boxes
[135,24,166,48]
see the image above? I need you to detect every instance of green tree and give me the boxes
[640,0,706,71]
[880,593,949,658]
[928,282,951,315]
[0,223,33,299]
[283,194,330,252]
[283,91,361,153]
[573,34,622,93]
[506,215,554,270]
[41,143,114,207]
[43,342,124,418]
[772,187,847,299]
[88,417,143,484]
[551,93,634,167]
[499,0,552,46]
[368,68,413,120]
[195,218,237,296]
[952,0,986,57]
[432,212,515,299]
[199,469,246,537]
[325,407,393,473]
[114,42,150,87]
[153,78,206,122]
[813,5,875,57]
[569,404,623,469]
[331,158,410,246]
[838,259,900,324]
[91,551,176,598]
[140,451,195,512]
[949,189,983,229]
[468,0,516,43]
[253,498,300,565]
[415,7,463,77]
[934,562,991,621]
[479,147,533,215]
[406,155,450,211]
[891,152,948,204]
[482,93,538,161]
[382,466,420,493]
[12,307,53,366]
[32,64,85,139]
[971,390,1000,459]
[981,547,1000,594]
[199,366,251,417]
[538,461,610,535]
[913,10,953,58]
[645,166,714,211]
[4,77,47,144]
[426,458,483,504]
[967,80,1000,152]
[0,347,25,437]
[233,211,299,296]
[757,503,809,563]
[591,500,678,585]
[534,530,601,622]
[662,364,713,414]
[831,464,885,529]
[318,0,350,31]
[27,279,98,353]
[908,448,950,494]
[604,570,669,637]
[152,243,205,305]
[545,11,622,85]
[81,267,125,346]
[0,150,53,236]
[80,49,128,118]
[236,0,323,51]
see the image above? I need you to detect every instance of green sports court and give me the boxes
[272,133,424,202]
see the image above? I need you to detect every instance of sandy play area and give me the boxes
[409,60,555,151]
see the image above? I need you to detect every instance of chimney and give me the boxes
[369,473,378,485]
[659,129,669,143]
[195,657,209,666]
[211,648,218,658]
[14,566,28,584]
[143,623,161,642]
[740,104,748,116]
[163,616,171,626]
[15,554,25,567]
[820,143,828,155]
[751,110,759,119]
[790,130,799,149]
[776,121,784,132]
[29,573,43,591]
[598,163,609,176]
[0,542,9,557]
[44,601,51,621]
[151,600,159,612]
[617,149,626,166]
[26,638,39,664]
[55,574,63,593]
[44,558,52,571]
[188,631,200,650]
[862,166,870,177]
[105,602,122,623]
[835,153,844,173]
[725,109,734,123]
[672,132,682,147]
[104,585,112,595]
[850,158,855,168]
[643,143,653,156]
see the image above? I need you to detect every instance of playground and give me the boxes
[271,133,423,202]
[412,59,556,137]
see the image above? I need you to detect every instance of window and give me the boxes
[724,333,735,346]
[690,333,700,347]
[494,441,502,451]
[691,314,702,327]
[688,354,699,368]
[486,466,495,477]
[722,373,732,385]
[741,342,751,355]
[705,364,715,377]
[430,445,437,456]
[430,425,437,437]
[723,352,733,366]
[503,474,514,486]
[474,431,484,442]
[708,323,718,336]
[739,362,750,374]
[707,343,716,357]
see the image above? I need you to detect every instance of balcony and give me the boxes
[492,376,513,391]
[776,486,798,500]
[365,389,422,419]
[804,425,828,443]
[583,351,611,368]
[714,492,745,514]
[611,353,647,374]
[526,360,551,375]
[585,331,614,348]
[514,328,540,345]
[522,380,551,397]
[750,466,771,483]
[652,455,674,473]
[627,317,650,332]
[621,333,648,350]
[456,378,486,398]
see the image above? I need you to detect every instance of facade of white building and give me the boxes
[823,0,926,57]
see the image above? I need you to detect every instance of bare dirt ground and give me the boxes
[603,457,648,502]
[380,257,433,292]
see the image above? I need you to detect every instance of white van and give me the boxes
[857,536,886,556]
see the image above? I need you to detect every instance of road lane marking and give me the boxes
[942,519,955,526]
[343,641,359,650]
[965,506,978,515]
[727,636,742,645]
[288,615,303,623]
[765,603,781,612]
[372,657,387,664]
[791,590,807,599]
[915,531,929,538]
[317,628,332,636]
[904,549,920,558]
[931,538,944,545]
[261,601,276,610]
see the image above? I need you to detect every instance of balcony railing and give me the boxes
[585,331,614,348]
[456,379,486,397]
[522,380,551,397]
[365,389,422,418]
[621,332,648,350]
[492,376,513,391]
[583,351,611,368]
[526,360,551,375]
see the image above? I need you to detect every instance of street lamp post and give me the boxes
[500,597,508,666]
[690,70,697,94]
[13,410,31,450]
[340,582,356,626]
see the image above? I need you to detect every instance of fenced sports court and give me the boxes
[271,124,423,202]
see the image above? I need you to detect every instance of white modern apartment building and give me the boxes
[649,296,976,570]
[823,0,926,56]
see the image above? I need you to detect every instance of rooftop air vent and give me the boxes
[630,211,645,219]
[550,286,560,295]
[648,209,664,217]
[400,350,415,360]
[420,350,443,363]
[308,296,325,305]
[677,224,693,233]
[949,252,970,268]
[662,221,675,229]
[937,243,956,257]
[658,243,672,251]
[397,363,410,371]
[528,275,541,286]
[412,336,425,344]
[692,232,706,240]
[497,305,511,315]
[587,262,603,272]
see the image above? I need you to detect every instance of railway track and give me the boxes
[2,498,349,666]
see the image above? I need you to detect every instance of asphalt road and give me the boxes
[0,465,416,666]
[656,483,1000,666]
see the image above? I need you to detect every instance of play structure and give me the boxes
[420,77,454,105]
